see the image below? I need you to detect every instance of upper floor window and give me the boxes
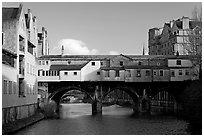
[126,70,131,77]
[42,71,45,76]
[39,61,41,65]
[100,62,103,66]
[27,41,34,55]
[153,71,157,76]
[177,60,181,65]
[46,61,49,65]
[138,61,142,66]
[120,61,123,66]
[91,62,95,66]
[97,71,100,75]
[115,70,120,77]
[3,80,8,94]
[136,70,141,77]
[38,70,40,76]
[74,72,77,75]
[64,72,68,75]
[105,70,110,77]
[185,70,190,75]
[159,70,164,76]
[146,70,150,76]
[171,70,175,77]
[179,70,182,75]
[2,50,15,67]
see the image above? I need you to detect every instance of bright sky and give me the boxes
[2,2,202,55]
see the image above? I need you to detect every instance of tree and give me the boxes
[192,6,202,21]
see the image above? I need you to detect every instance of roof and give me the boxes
[2,8,19,21]
[100,67,124,70]
[124,65,169,69]
[39,54,199,61]
[2,4,22,22]
[49,63,88,71]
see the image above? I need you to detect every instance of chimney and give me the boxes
[182,16,189,29]
[61,45,64,56]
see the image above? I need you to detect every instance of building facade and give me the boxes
[148,16,202,55]
[38,27,49,57]
[2,4,40,124]
[37,54,200,84]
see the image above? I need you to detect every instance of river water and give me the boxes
[14,103,190,135]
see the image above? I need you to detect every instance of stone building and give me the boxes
[148,16,202,55]
[38,27,49,57]
[2,4,39,125]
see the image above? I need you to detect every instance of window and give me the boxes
[42,61,45,65]
[9,81,12,94]
[38,70,40,76]
[120,61,123,66]
[153,71,157,76]
[115,70,120,77]
[97,72,100,75]
[49,70,51,76]
[3,80,8,94]
[68,61,71,64]
[136,70,141,77]
[126,70,131,77]
[185,70,190,75]
[91,62,95,66]
[146,70,150,76]
[177,60,181,65]
[13,82,16,94]
[39,61,41,65]
[2,32,5,45]
[74,72,77,75]
[54,71,57,76]
[2,50,15,67]
[46,61,48,65]
[138,61,142,66]
[57,71,60,76]
[42,71,45,76]
[46,71,49,76]
[171,70,175,77]
[100,62,103,66]
[179,70,182,75]
[27,41,34,55]
[160,70,164,76]
[105,70,110,77]
[64,72,68,75]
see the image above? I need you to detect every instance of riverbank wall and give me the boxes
[2,111,45,135]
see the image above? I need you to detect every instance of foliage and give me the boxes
[180,80,202,134]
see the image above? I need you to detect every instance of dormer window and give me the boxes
[176,60,181,65]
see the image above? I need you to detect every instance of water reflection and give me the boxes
[14,103,189,135]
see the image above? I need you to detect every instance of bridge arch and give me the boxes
[102,86,140,106]
[49,86,94,104]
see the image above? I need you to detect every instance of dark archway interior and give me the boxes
[103,87,140,106]
[50,87,93,104]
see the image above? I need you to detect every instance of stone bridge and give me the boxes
[44,80,192,115]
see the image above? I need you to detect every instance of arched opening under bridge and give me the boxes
[102,87,140,116]
[49,86,94,118]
